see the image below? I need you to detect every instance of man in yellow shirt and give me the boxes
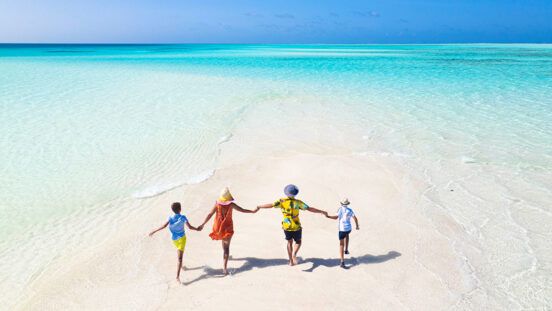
[257,184,328,266]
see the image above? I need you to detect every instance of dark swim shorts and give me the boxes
[284,229,302,242]
[339,230,351,240]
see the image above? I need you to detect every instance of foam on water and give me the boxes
[461,156,477,164]
[217,134,233,145]
[1,44,551,309]
[132,169,216,199]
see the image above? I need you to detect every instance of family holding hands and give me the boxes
[149,184,359,283]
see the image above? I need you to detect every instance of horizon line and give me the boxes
[1,42,551,45]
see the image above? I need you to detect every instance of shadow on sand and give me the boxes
[181,266,226,286]
[231,250,402,274]
[301,251,401,272]
[181,251,401,285]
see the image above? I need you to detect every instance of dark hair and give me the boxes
[171,202,181,213]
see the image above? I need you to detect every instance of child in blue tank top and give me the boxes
[149,202,201,283]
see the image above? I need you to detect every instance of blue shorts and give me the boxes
[339,230,351,240]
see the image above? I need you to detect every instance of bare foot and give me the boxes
[222,268,228,275]
[176,277,181,284]
[292,256,298,265]
[288,260,294,266]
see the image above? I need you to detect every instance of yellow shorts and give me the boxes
[172,236,187,251]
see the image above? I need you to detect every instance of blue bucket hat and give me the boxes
[284,184,299,197]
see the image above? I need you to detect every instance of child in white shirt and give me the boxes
[326,198,359,268]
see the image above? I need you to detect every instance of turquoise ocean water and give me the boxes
[1,44,551,309]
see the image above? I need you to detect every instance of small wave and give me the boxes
[376,151,413,158]
[132,170,215,198]
[353,150,412,158]
[500,192,521,203]
[461,156,476,164]
[132,182,184,198]
[187,169,216,184]
[46,50,95,53]
[217,133,233,145]
[391,151,413,158]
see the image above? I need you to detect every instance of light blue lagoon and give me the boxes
[0,44,551,309]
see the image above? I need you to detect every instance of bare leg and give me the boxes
[345,234,350,253]
[222,236,232,275]
[287,239,294,266]
[292,240,301,264]
[339,239,345,264]
[176,250,183,283]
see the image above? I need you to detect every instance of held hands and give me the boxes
[253,206,260,213]
[197,224,204,231]
[322,211,328,217]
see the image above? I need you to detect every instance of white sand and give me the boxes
[21,153,467,310]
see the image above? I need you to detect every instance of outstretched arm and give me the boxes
[306,206,328,217]
[232,203,257,213]
[198,204,217,231]
[326,215,338,219]
[186,222,200,231]
[256,203,273,210]
[353,215,359,230]
[149,221,169,236]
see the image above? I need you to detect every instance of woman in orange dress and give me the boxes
[198,187,258,275]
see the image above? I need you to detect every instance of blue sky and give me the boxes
[1,0,551,43]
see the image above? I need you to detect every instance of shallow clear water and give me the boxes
[1,44,551,309]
